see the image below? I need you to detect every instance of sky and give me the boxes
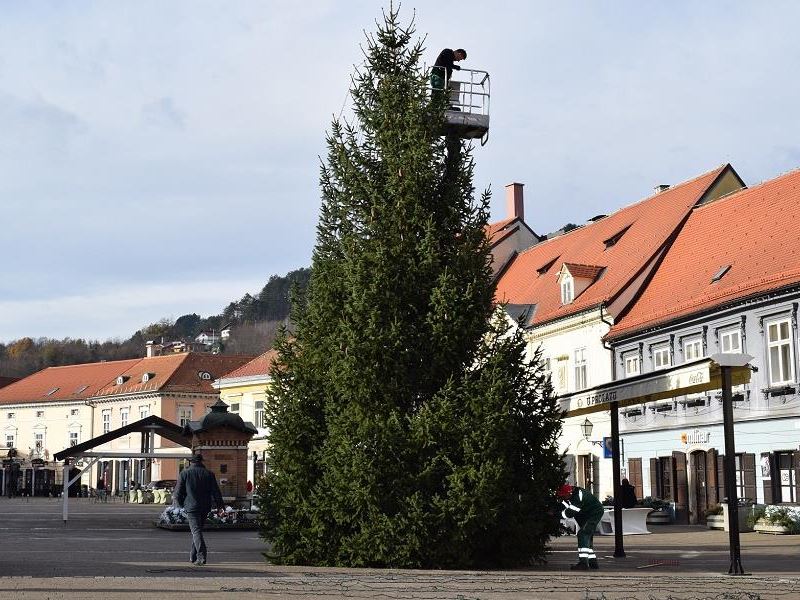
[1,1,799,343]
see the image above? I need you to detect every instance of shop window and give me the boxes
[776,451,796,503]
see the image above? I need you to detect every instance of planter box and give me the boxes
[706,514,725,530]
[754,521,792,535]
[721,504,754,533]
[646,510,671,525]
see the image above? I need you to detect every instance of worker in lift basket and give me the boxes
[558,483,605,570]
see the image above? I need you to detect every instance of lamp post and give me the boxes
[581,418,604,447]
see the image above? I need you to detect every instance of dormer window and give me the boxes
[557,263,603,305]
[561,276,574,304]
[603,225,631,249]
[198,371,212,381]
[537,256,559,276]
[141,372,154,383]
[116,376,129,386]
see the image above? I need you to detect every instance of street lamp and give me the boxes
[581,418,603,447]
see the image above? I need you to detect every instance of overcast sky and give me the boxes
[1,1,799,343]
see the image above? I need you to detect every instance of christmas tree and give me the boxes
[258,6,564,568]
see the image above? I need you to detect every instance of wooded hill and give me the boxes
[0,268,310,378]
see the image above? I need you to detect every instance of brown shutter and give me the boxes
[628,458,643,501]
[592,455,601,498]
[649,458,658,499]
[761,452,773,505]
[706,449,719,506]
[717,454,726,503]
[664,455,674,501]
[794,452,800,504]
[742,453,756,504]
[672,451,689,524]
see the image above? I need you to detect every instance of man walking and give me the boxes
[173,454,224,566]
[558,483,604,570]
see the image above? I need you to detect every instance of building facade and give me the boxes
[0,351,253,495]
[607,168,800,522]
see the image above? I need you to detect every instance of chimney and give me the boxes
[505,182,525,221]
[654,184,670,194]
[145,341,162,358]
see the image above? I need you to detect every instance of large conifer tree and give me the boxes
[259,7,564,568]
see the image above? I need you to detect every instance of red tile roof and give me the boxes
[494,165,731,326]
[0,353,255,405]
[563,263,604,281]
[608,168,800,339]
[219,349,278,380]
[485,217,518,246]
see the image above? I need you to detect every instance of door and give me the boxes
[693,450,708,524]
[672,451,689,524]
[628,458,643,501]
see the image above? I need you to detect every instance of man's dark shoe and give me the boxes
[194,559,206,566]
[570,561,589,571]
[589,558,599,569]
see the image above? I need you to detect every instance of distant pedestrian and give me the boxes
[173,454,224,566]
[620,478,637,509]
[558,484,604,570]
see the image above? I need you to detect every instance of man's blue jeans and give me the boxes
[186,511,207,564]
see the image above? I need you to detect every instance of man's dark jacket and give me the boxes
[173,464,224,514]
[434,48,461,80]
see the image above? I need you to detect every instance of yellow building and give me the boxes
[214,349,276,486]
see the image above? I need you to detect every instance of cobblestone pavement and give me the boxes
[0,498,797,599]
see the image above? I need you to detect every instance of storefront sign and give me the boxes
[680,430,711,445]
[559,358,751,417]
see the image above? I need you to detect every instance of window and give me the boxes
[776,451,796,503]
[6,413,14,420]
[254,401,264,429]
[574,348,588,391]
[684,338,702,362]
[556,360,568,393]
[720,329,741,353]
[733,454,746,501]
[70,408,79,416]
[561,277,574,304]
[34,432,44,451]
[139,405,150,420]
[177,406,193,428]
[102,410,111,434]
[36,410,44,418]
[230,403,240,413]
[5,434,14,448]
[120,408,129,428]
[69,431,79,447]
[624,354,640,377]
[766,319,794,386]
[653,346,671,369]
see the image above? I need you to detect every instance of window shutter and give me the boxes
[664,455,674,501]
[672,451,689,524]
[717,454,726,503]
[761,452,773,505]
[794,452,800,504]
[649,458,658,498]
[628,457,643,500]
[592,455,601,497]
[563,454,576,486]
[706,449,719,507]
[742,453,756,504]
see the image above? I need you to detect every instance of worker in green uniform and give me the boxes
[558,483,604,570]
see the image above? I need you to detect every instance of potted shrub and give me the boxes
[721,498,754,533]
[753,506,800,535]
[641,497,672,524]
[706,504,724,529]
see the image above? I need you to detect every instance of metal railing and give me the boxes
[431,67,490,117]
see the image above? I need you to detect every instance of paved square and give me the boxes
[0,498,797,599]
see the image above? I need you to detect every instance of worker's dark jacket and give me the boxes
[561,486,604,526]
[434,48,461,81]
[173,464,224,514]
